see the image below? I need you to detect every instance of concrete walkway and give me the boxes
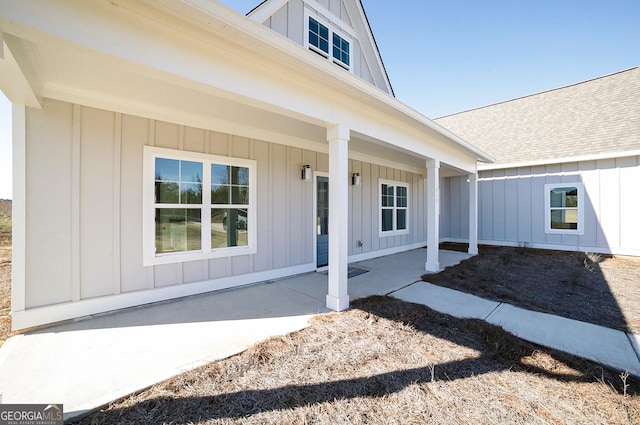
[0,248,469,421]
[391,282,640,377]
[2,247,638,421]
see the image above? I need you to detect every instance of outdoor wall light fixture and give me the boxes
[352,172,362,186]
[302,165,312,181]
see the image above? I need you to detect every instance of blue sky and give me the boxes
[0,0,638,199]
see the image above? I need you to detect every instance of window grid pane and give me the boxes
[381,209,393,232]
[155,158,202,204]
[309,17,329,54]
[212,208,248,248]
[150,151,254,262]
[381,183,408,233]
[550,208,578,230]
[211,164,250,206]
[397,209,407,230]
[332,33,350,65]
[381,184,394,207]
[396,186,407,208]
[155,208,202,254]
[546,183,582,234]
[550,187,578,208]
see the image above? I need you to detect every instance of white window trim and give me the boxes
[304,9,353,72]
[143,146,257,266]
[544,182,585,235]
[378,179,409,237]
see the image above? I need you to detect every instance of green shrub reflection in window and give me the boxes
[155,158,202,204]
[211,165,249,205]
[211,208,248,248]
[155,208,202,253]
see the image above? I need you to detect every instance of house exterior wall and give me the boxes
[440,158,640,256]
[20,98,427,319]
[262,0,375,88]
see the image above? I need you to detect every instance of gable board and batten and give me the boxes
[1,0,491,330]
[437,67,640,256]
[249,0,393,95]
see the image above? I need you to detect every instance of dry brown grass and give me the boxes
[430,243,640,333]
[0,212,12,346]
[70,296,639,425]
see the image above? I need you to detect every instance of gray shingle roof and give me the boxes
[435,67,640,166]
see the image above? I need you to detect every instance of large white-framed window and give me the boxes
[544,182,585,235]
[379,179,409,237]
[305,11,351,71]
[143,146,257,265]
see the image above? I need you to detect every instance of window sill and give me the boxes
[379,230,409,238]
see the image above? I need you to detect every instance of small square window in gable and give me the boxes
[306,13,352,71]
[308,17,329,56]
[332,33,350,67]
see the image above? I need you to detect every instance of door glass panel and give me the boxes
[317,178,329,236]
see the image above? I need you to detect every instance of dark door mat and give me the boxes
[320,267,369,279]
[348,267,369,279]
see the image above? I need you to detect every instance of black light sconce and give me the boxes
[301,164,312,181]
[352,172,362,186]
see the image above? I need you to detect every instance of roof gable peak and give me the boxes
[247,0,394,96]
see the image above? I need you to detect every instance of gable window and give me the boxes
[308,17,329,56]
[544,183,584,235]
[306,14,351,71]
[379,179,409,236]
[332,33,350,68]
[144,146,257,265]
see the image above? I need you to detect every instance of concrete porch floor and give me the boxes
[0,248,469,421]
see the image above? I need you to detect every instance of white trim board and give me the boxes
[441,237,640,257]
[479,150,640,171]
[348,242,427,264]
[12,241,433,331]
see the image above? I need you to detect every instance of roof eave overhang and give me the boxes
[1,0,493,168]
[479,149,640,171]
[159,0,493,164]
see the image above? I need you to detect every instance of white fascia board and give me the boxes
[3,0,491,167]
[247,0,290,22]
[153,0,492,165]
[441,237,640,258]
[0,38,41,108]
[479,149,640,171]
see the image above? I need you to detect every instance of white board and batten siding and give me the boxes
[16,98,427,329]
[440,159,640,256]
[260,0,377,90]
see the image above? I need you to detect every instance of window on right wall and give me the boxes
[544,182,585,235]
[379,179,409,237]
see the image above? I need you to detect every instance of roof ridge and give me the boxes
[436,65,639,120]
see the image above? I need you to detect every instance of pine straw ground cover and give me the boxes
[72,296,639,425]
[429,243,640,334]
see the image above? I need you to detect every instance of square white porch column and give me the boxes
[426,159,440,272]
[326,124,350,311]
[11,104,27,316]
[468,173,479,255]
